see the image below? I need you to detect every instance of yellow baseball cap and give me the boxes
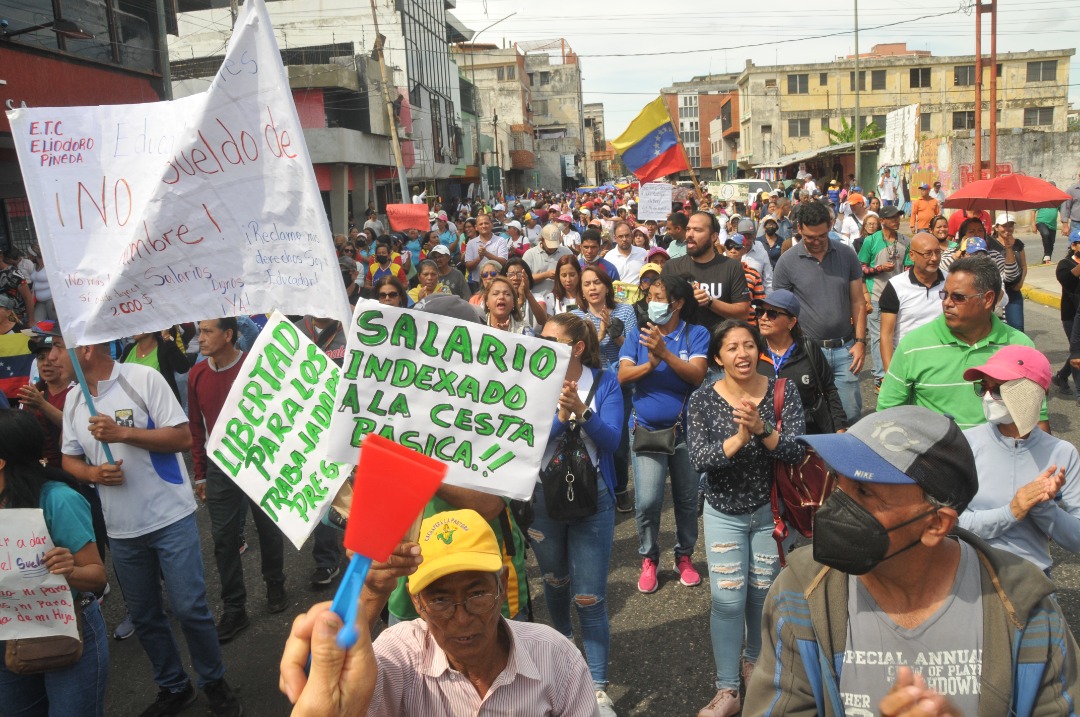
[407,509,503,594]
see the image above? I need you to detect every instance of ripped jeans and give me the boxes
[702,501,780,691]
[527,482,615,690]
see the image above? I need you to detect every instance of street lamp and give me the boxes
[466,12,516,196]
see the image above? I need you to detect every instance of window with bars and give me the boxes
[819,72,829,86]
[954,65,975,86]
[952,111,976,130]
[788,118,810,137]
[849,71,866,92]
[920,112,932,132]
[871,70,886,91]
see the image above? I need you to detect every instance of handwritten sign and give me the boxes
[637,182,673,222]
[325,300,569,500]
[6,0,349,346]
[385,204,430,233]
[0,510,79,641]
[206,312,352,549]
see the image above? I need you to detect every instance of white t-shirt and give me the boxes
[62,362,195,539]
[879,176,897,202]
[561,229,581,251]
[840,214,864,247]
[604,246,648,286]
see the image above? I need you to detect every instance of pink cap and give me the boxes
[558,213,574,223]
[962,345,1051,392]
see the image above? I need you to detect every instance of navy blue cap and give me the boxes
[753,289,801,318]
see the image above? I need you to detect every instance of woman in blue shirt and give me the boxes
[618,276,709,594]
[0,410,108,717]
[533,313,623,715]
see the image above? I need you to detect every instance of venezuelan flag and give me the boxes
[612,97,688,184]
[0,333,32,401]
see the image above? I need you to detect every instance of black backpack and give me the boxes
[539,377,600,521]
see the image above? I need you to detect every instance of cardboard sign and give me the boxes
[638,182,673,221]
[207,312,352,549]
[385,204,431,233]
[6,0,349,346]
[325,300,569,500]
[0,510,80,641]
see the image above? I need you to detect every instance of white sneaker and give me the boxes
[595,689,617,717]
[697,689,740,717]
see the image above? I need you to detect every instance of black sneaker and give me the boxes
[215,611,250,644]
[1052,373,1071,393]
[238,537,248,556]
[266,582,288,614]
[204,677,244,717]
[310,565,340,587]
[138,682,197,717]
[615,491,634,513]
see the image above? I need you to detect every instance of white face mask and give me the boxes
[982,392,1012,425]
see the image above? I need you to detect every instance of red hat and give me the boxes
[963,345,1051,392]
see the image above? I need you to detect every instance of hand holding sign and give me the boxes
[330,434,447,648]
[0,510,80,641]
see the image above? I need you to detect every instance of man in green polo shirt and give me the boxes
[878,256,1049,430]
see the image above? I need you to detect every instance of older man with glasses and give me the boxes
[878,256,1049,431]
[878,232,948,375]
[280,509,600,717]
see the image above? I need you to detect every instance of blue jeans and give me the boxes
[867,299,884,380]
[1004,289,1024,333]
[821,340,862,423]
[109,512,225,691]
[528,482,615,690]
[703,501,780,691]
[632,434,698,563]
[0,599,108,717]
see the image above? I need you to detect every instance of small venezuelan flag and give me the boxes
[0,333,32,401]
[611,97,688,184]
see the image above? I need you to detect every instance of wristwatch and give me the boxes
[854,337,867,344]
[581,408,595,422]
[760,421,775,438]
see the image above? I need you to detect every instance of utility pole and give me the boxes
[974,0,983,180]
[492,112,501,195]
[155,0,172,100]
[853,0,860,188]
[368,0,409,203]
[463,13,516,200]
[988,0,997,177]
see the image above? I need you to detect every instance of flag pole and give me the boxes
[660,96,705,207]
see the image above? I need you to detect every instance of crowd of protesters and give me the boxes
[2,168,1080,717]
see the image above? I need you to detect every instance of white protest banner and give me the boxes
[207,312,352,549]
[638,182,673,221]
[6,0,349,346]
[326,300,569,500]
[0,510,80,641]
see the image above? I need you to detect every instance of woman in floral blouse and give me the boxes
[687,319,805,717]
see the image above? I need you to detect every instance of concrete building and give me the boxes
[583,103,615,186]
[169,0,472,233]
[523,41,585,191]
[736,43,1075,178]
[660,73,740,180]
[1,3,166,250]
[451,44,536,195]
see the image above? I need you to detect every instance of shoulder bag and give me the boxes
[769,377,836,566]
[540,376,601,521]
[5,593,90,675]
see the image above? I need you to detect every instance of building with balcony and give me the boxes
[660,73,740,181]
[736,43,1075,178]
[583,103,615,186]
[1,0,167,250]
[523,41,585,191]
[169,0,472,231]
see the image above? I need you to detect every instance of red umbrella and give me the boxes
[943,173,1069,212]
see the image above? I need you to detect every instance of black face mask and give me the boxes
[812,490,937,575]
[764,226,778,236]
[377,255,390,265]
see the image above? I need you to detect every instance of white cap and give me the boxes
[994,211,1016,226]
[506,220,522,232]
[493,203,506,212]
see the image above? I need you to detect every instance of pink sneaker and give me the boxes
[675,555,701,587]
[638,558,658,593]
[697,689,740,717]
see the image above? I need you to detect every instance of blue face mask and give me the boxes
[647,301,675,325]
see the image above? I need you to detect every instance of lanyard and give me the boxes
[767,341,797,375]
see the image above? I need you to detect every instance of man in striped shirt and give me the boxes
[281,509,601,717]
[878,256,1049,430]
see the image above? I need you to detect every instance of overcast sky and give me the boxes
[452,0,1079,137]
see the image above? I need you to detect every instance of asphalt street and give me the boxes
[101,272,1080,717]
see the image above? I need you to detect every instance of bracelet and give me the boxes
[854,337,867,344]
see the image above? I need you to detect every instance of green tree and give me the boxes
[826,117,885,145]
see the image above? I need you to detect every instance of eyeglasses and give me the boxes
[910,248,943,258]
[938,290,985,304]
[506,271,526,279]
[724,242,743,251]
[481,271,500,278]
[759,308,792,320]
[377,291,400,300]
[640,276,655,285]
[420,584,501,619]
[973,381,1003,400]
[538,335,575,345]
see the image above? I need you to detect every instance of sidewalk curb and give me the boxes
[1022,286,1061,310]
